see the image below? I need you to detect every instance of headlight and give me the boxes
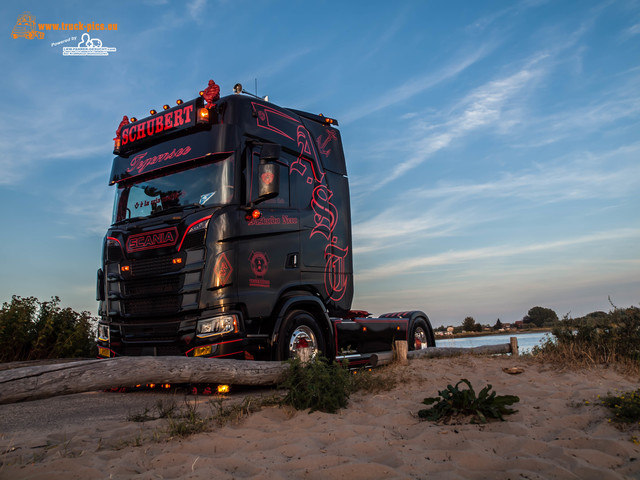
[196,314,238,338]
[98,323,110,342]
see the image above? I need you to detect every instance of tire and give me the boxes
[277,310,325,361]
[409,318,432,350]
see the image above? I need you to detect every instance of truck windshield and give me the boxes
[112,154,234,223]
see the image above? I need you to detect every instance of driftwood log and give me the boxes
[0,341,515,404]
[0,357,289,405]
[372,341,515,367]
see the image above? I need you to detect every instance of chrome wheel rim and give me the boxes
[288,325,319,360]
[414,326,428,349]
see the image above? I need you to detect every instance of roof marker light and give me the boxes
[150,109,157,115]
[197,107,209,122]
[130,117,137,122]
[163,104,170,110]
[176,99,183,105]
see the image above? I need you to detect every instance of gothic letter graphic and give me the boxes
[324,243,349,302]
[310,185,338,240]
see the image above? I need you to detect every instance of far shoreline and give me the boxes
[438,328,552,340]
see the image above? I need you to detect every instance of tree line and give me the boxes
[0,296,96,362]
[436,306,560,334]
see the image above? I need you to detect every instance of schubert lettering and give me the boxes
[120,103,195,146]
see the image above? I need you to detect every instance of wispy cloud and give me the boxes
[373,56,546,188]
[412,142,640,203]
[627,22,640,36]
[340,43,495,125]
[352,141,640,254]
[356,228,640,282]
[188,0,207,20]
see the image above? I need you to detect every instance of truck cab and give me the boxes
[97,81,434,363]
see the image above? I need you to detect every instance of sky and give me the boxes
[1,0,638,328]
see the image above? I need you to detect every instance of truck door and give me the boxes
[236,146,300,320]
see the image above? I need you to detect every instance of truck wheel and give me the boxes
[410,318,432,350]
[277,310,325,361]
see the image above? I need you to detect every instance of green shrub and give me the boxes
[418,379,519,424]
[280,357,352,413]
[532,306,640,367]
[0,296,97,362]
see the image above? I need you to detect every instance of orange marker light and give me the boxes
[121,265,130,272]
[176,99,183,105]
[150,109,157,115]
[163,104,170,110]
[252,209,261,219]
[198,107,209,122]
[172,258,183,265]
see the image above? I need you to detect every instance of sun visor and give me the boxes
[110,126,238,185]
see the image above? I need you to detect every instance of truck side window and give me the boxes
[248,150,290,207]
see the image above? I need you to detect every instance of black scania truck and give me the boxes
[97,79,435,365]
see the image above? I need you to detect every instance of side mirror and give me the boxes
[260,143,281,162]
[258,160,279,201]
[252,144,280,204]
[96,268,105,301]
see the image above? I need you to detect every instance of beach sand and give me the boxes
[1,355,639,479]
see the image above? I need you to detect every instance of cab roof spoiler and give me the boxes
[288,108,339,127]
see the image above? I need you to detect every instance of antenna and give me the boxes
[255,78,258,97]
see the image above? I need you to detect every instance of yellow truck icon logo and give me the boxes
[12,12,44,39]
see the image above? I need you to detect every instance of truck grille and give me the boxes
[121,321,179,341]
[130,256,177,277]
[123,276,180,296]
[123,296,180,315]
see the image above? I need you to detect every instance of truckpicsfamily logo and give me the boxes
[11,12,43,39]
[11,11,118,40]
[63,33,116,56]
[126,227,178,253]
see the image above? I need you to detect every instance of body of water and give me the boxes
[435,331,552,354]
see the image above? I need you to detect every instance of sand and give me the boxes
[1,355,639,479]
